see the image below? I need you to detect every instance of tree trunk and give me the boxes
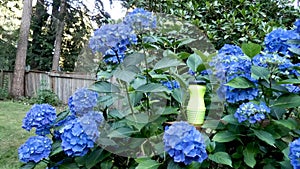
[11,0,33,98]
[52,0,66,71]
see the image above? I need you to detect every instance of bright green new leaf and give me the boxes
[212,131,237,142]
[209,152,232,167]
[242,42,261,58]
[187,53,203,72]
[225,77,255,89]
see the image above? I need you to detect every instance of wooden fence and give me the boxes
[0,70,96,104]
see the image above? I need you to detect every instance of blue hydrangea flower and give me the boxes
[264,28,300,55]
[218,44,244,56]
[253,54,294,70]
[103,44,127,64]
[124,8,156,31]
[234,102,270,124]
[211,44,258,103]
[89,23,137,54]
[22,104,57,135]
[18,136,52,163]
[224,87,259,103]
[59,118,94,157]
[68,88,98,116]
[162,80,180,90]
[78,111,104,142]
[289,138,300,169]
[163,121,208,165]
[282,84,300,93]
[294,19,300,33]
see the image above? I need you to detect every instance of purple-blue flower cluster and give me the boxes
[264,28,300,55]
[162,80,180,90]
[88,23,137,54]
[210,44,258,103]
[289,138,300,169]
[124,8,157,31]
[22,104,57,135]
[59,118,95,157]
[234,102,270,124]
[78,111,104,142]
[282,84,300,93]
[68,88,98,116]
[253,54,294,73]
[18,136,52,163]
[294,19,300,33]
[163,121,208,165]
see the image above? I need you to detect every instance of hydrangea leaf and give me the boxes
[243,143,257,168]
[59,162,80,169]
[50,141,63,156]
[167,160,182,169]
[20,162,36,169]
[100,161,113,169]
[187,53,203,72]
[288,47,300,55]
[209,152,232,167]
[114,69,137,83]
[176,38,197,48]
[221,114,239,125]
[241,42,261,58]
[85,148,104,169]
[135,158,160,169]
[225,77,255,89]
[212,131,237,142]
[107,127,137,138]
[153,54,184,70]
[278,79,300,84]
[122,53,145,67]
[251,66,270,81]
[90,81,120,93]
[252,130,275,147]
[271,94,300,108]
[136,83,170,93]
[279,160,293,169]
[274,119,298,130]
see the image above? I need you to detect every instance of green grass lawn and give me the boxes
[0,101,49,169]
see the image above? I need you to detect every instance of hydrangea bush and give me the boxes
[18,8,300,169]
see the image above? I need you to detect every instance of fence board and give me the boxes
[1,71,96,104]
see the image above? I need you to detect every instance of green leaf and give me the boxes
[122,53,145,66]
[187,53,203,71]
[272,94,300,108]
[289,47,300,55]
[171,88,183,104]
[279,160,293,169]
[278,79,300,84]
[60,163,80,169]
[251,66,270,81]
[20,162,36,169]
[252,130,275,147]
[136,83,170,93]
[209,152,232,167]
[167,160,182,169]
[221,114,239,125]
[177,38,197,48]
[225,77,255,89]
[100,160,113,169]
[50,141,63,156]
[86,148,104,169]
[90,81,120,93]
[107,127,136,138]
[274,119,298,130]
[159,107,179,115]
[153,56,184,70]
[135,158,160,169]
[114,69,137,83]
[212,131,237,142]
[241,42,261,58]
[243,143,256,168]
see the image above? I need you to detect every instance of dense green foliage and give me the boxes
[124,0,300,49]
